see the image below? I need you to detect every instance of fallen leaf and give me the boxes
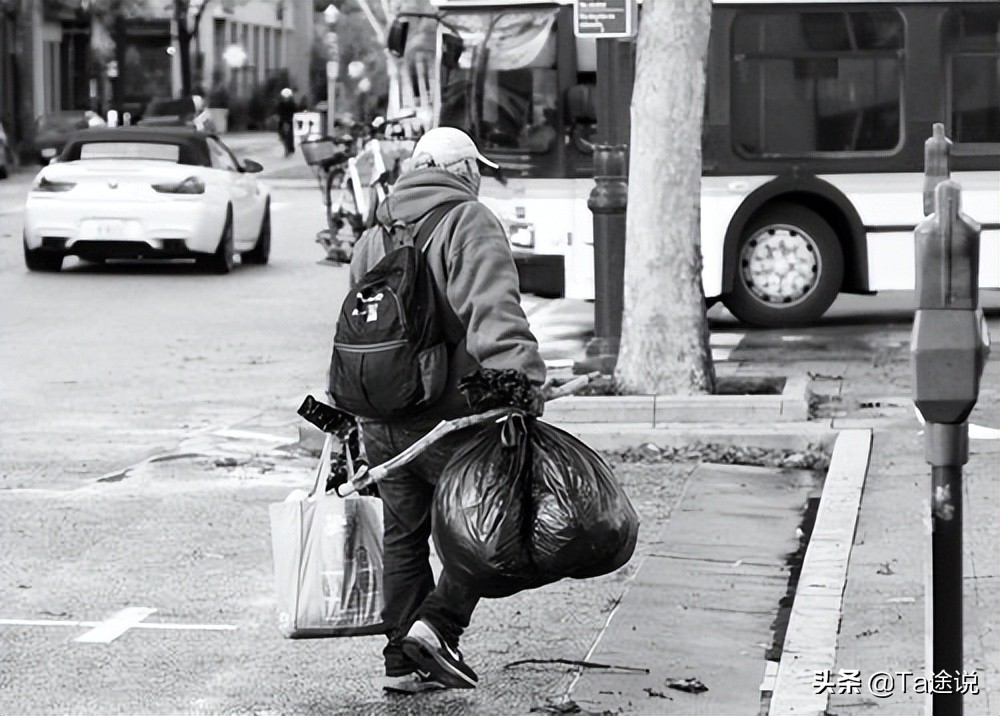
[666,677,708,694]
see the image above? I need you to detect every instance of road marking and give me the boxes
[75,607,157,642]
[712,332,745,346]
[712,346,734,361]
[1,608,237,643]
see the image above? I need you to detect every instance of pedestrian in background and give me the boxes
[343,127,546,693]
[276,87,296,156]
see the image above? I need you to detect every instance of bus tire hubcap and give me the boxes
[740,225,821,306]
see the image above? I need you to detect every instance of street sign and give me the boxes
[574,0,638,39]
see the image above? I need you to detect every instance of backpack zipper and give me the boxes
[334,339,409,353]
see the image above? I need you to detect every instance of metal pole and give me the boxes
[912,126,989,715]
[931,460,963,716]
[323,6,339,138]
[577,38,633,375]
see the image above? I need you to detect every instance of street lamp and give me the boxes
[323,4,340,137]
[223,44,247,97]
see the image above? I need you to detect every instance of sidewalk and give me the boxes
[828,404,999,713]
[222,130,316,185]
[562,339,999,714]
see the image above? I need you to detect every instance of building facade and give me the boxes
[0,0,313,152]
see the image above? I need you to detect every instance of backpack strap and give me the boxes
[414,199,466,253]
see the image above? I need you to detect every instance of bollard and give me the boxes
[911,126,991,715]
[581,144,628,374]
[575,37,634,376]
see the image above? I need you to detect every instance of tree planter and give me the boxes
[544,375,811,425]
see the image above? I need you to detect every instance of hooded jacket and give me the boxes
[347,168,546,424]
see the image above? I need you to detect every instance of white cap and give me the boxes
[280,88,293,98]
[412,127,499,170]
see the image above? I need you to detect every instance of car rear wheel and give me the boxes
[242,202,271,265]
[722,203,843,327]
[23,239,63,272]
[199,209,235,274]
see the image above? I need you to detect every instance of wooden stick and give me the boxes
[545,371,602,400]
[336,408,515,496]
[504,658,649,673]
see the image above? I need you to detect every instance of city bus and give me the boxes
[394,0,999,326]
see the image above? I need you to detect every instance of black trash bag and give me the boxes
[432,414,639,598]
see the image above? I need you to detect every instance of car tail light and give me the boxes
[32,176,76,192]
[152,176,205,194]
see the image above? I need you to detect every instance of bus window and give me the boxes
[945,7,1000,146]
[731,9,904,156]
[439,9,560,158]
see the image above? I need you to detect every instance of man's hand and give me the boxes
[527,385,545,417]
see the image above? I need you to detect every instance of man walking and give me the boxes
[276,88,297,156]
[343,127,546,692]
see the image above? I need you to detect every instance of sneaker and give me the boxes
[382,670,447,695]
[401,619,478,689]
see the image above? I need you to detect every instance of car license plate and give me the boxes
[41,148,56,158]
[81,219,128,241]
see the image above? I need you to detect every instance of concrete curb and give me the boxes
[768,429,874,716]
[544,374,811,425]
[296,417,837,455]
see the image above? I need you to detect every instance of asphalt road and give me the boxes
[2,169,998,714]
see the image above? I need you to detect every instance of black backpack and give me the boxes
[329,200,463,420]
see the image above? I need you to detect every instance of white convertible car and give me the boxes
[23,127,270,273]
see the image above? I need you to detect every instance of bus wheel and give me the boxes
[723,203,843,328]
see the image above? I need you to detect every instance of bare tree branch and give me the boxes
[192,0,211,35]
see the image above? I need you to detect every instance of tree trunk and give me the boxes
[614,0,716,396]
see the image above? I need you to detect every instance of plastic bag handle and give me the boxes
[308,433,335,499]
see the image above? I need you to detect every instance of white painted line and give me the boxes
[768,429,873,716]
[2,610,238,642]
[125,623,237,631]
[711,332,745,346]
[969,423,1000,440]
[75,607,157,643]
[1,618,100,628]
[712,346,734,362]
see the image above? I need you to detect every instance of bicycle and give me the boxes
[312,113,422,264]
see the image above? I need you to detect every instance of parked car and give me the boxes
[28,110,105,165]
[138,95,216,133]
[22,127,270,273]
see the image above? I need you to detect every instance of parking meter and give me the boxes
[911,166,990,716]
[912,180,990,453]
[922,123,951,216]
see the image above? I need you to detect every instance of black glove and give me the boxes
[527,385,545,417]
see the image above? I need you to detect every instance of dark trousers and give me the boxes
[278,120,294,154]
[361,420,479,677]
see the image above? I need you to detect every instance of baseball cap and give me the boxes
[412,127,499,170]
